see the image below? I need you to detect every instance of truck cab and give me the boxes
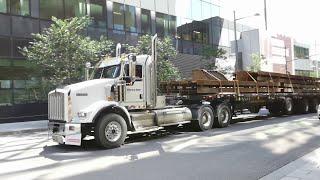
[48,35,212,148]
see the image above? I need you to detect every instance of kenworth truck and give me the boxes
[48,34,320,148]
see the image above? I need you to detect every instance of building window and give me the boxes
[13,38,30,58]
[0,80,11,89]
[88,0,106,29]
[0,80,12,106]
[125,5,136,32]
[212,4,220,17]
[294,46,309,59]
[11,0,30,16]
[141,9,151,34]
[0,37,11,57]
[39,0,64,19]
[12,16,39,38]
[113,2,124,31]
[201,1,211,19]
[0,89,12,106]
[156,13,168,37]
[168,15,176,37]
[0,0,8,13]
[65,0,86,18]
[191,0,201,20]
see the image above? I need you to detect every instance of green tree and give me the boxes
[200,45,227,70]
[21,16,114,86]
[250,53,263,72]
[129,35,181,81]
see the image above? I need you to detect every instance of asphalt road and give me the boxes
[0,114,320,180]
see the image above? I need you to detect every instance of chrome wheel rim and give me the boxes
[305,104,309,112]
[105,121,122,142]
[201,111,212,128]
[220,108,229,124]
[286,100,292,112]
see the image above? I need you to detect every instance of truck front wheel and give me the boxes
[214,103,231,128]
[95,113,127,149]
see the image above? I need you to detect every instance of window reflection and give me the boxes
[156,12,168,37]
[113,2,124,31]
[168,15,177,37]
[212,4,220,17]
[201,1,211,19]
[191,0,201,20]
[0,37,11,57]
[141,9,151,34]
[13,38,30,58]
[0,0,7,13]
[65,0,86,18]
[11,0,30,16]
[39,0,64,19]
[88,0,106,29]
[125,5,136,32]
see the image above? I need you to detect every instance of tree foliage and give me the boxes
[250,53,263,72]
[200,45,227,70]
[21,16,114,86]
[129,35,181,81]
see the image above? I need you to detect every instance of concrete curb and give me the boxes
[0,128,48,136]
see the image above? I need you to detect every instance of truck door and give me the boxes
[124,64,146,109]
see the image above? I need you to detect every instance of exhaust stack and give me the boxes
[116,43,121,58]
[151,34,158,107]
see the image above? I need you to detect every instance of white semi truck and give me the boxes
[48,35,218,148]
[48,34,320,148]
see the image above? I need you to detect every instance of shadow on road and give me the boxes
[40,114,319,161]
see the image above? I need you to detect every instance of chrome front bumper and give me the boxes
[48,121,82,146]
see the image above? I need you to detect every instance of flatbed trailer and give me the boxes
[47,34,320,149]
[160,69,320,116]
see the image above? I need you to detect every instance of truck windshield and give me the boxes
[93,65,121,79]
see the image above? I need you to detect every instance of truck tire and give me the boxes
[300,99,309,114]
[192,106,214,131]
[214,103,231,128]
[309,99,318,113]
[268,101,282,116]
[283,97,293,115]
[95,113,127,149]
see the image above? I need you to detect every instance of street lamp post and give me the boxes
[233,11,260,71]
[233,11,240,71]
[285,45,288,74]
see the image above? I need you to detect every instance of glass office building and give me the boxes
[0,0,251,121]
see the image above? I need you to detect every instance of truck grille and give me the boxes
[48,92,65,121]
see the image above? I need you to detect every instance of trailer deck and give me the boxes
[160,69,320,96]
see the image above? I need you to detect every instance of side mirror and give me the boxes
[128,54,136,62]
[123,77,135,84]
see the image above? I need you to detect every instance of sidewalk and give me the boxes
[0,120,48,135]
[261,147,320,180]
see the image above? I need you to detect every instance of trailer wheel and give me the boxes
[309,99,319,113]
[283,97,293,115]
[214,103,231,128]
[301,99,309,114]
[268,101,282,116]
[192,106,214,131]
[95,113,127,149]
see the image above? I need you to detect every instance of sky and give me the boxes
[222,0,319,45]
